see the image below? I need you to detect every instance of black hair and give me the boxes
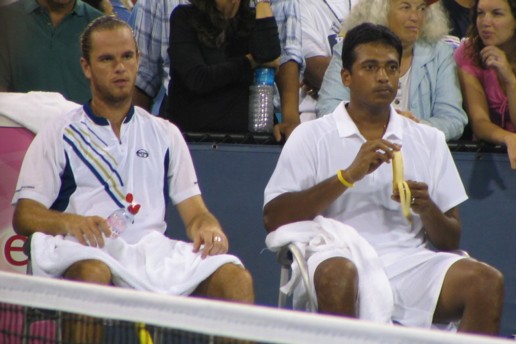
[341,22,402,72]
[467,0,516,67]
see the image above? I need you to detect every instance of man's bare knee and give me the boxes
[314,257,358,316]
[194,263,254,303]
[471,263,504,297]
[454,260,504,303]
[436,259,504,334]
[314,257,358,291]
[63,259,112,285]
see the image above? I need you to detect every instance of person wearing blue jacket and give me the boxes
[316,0,468,141]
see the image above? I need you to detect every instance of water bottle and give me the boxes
[108,193,140,239]
[107,208,134,239]
[248,67,275,133]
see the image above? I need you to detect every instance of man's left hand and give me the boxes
[391,180,433,215]
[189,213,228,258]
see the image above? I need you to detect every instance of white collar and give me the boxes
[332,101,404,145]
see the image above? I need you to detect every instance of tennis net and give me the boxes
[0,270,511,344]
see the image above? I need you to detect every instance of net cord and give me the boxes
[0,271,510,344]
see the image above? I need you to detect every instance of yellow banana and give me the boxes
[136,322,154,344]
[392,151,412,224]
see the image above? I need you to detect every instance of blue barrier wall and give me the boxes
[166,144,516,337]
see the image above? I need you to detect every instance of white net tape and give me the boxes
[0,271,511,344]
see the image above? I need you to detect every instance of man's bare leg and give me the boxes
[314,257,358,316]
[433,258,504,335]
[62,259,112,344]
[192,264,254,343]
[192,263,254,303]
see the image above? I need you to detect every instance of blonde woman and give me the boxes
[317,0,468,141]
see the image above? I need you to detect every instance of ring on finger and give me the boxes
[411,197,416,205]
[214,236,223,243]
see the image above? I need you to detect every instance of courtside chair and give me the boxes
[276,243,318,312]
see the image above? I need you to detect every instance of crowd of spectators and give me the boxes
[1,0,511,149]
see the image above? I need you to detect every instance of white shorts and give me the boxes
[306,247,465,327]
[381,248,465,328]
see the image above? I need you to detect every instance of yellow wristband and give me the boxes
[337,170,354,188]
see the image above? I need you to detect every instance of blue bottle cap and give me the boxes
[254,67,275,85]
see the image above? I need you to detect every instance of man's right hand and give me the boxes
[63,213,111,248]
[345,139,401,183]
[13,199,112,248]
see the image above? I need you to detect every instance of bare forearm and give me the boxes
[276,60,300,123]
[472,118,514,145]
[506,82,516,128]
[13,199,72,237]
[420,206,461,251]
[14,199,111,247]
[304,56,331,90]
[263,174,348,232]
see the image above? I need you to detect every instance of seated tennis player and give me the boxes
[12,15,253,342]
[263,23,503,335]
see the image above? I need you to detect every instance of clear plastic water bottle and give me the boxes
[107,208,134,239]
[108,193,141,239]
[248,67,275,133]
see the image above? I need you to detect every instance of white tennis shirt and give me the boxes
[13,104,201,243]
[264,101,468,256]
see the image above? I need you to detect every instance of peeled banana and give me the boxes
[392,151,412,224]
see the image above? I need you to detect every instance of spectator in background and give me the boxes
[441,0,473,39]
[111,0,132,21]
[454,0,516,168]
[0,0,103,104]
[164,0,280,133]
[130,0,197,114]
[270,0,303,141]
[299,0,358,121]
[83,0,114,14]
[131,0,302,141]
[317,0,468,142]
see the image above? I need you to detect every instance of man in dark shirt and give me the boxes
[0,0,103,103]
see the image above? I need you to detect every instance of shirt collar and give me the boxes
[333,101,403,144]
[83,102,135,126]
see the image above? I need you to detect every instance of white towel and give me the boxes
[0,92,80,133]
[266,216,394,323]
[30,231,243,296]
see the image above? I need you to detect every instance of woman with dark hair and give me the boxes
[164,0,281,133]
[454,0,516,169]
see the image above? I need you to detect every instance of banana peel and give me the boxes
[392,151,412,224]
